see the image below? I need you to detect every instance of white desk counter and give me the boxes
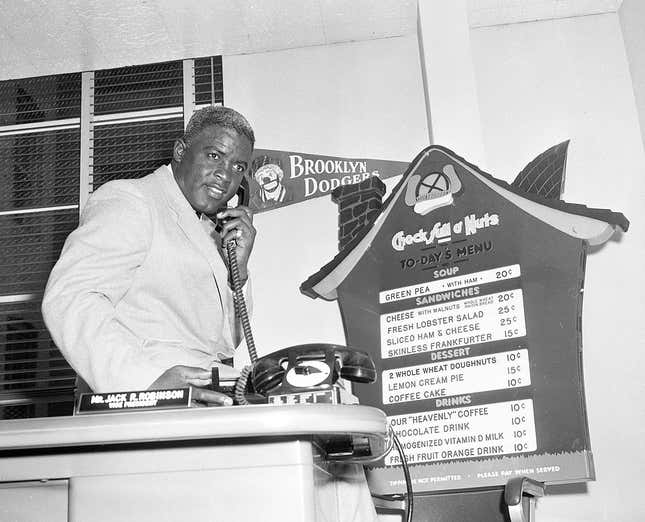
[0,404,388,522]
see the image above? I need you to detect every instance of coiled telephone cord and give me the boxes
[226,239,257,405]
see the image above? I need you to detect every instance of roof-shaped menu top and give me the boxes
[301,144,629,301]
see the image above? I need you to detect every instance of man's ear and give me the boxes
[172,139,186,163]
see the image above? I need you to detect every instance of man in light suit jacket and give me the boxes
[42,106,256,404]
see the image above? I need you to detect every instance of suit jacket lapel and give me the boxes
[154,165,230,304]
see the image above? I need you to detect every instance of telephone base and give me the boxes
[267,385,358,406]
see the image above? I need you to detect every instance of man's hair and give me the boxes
[182,106,255,148]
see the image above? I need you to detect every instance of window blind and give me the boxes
[0,74,81,419]
[195,56,224,106]
[0,73,80,126]
[94,60,184,115]
[0,56,224,419]
[93,118,184,189]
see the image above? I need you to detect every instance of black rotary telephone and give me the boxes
[215,175,376,405]
[253,344,376,394]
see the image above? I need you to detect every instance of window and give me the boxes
[0,56,224,418]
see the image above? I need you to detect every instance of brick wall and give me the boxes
[331,176,386,251]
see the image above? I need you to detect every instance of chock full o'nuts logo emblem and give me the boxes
[404,163,463,213]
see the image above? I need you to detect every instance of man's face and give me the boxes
[173,125,253,215]
[255,164,283,192]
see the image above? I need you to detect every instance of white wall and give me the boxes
[223,36,429,362]
[225,20,644,521]
[417,0,485,165]
[620,0,645,152]
[470,13,645,522]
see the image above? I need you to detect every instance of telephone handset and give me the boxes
[228,174,250,210]
[214,175,250,232]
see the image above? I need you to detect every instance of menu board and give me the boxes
[334,149,595,494]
